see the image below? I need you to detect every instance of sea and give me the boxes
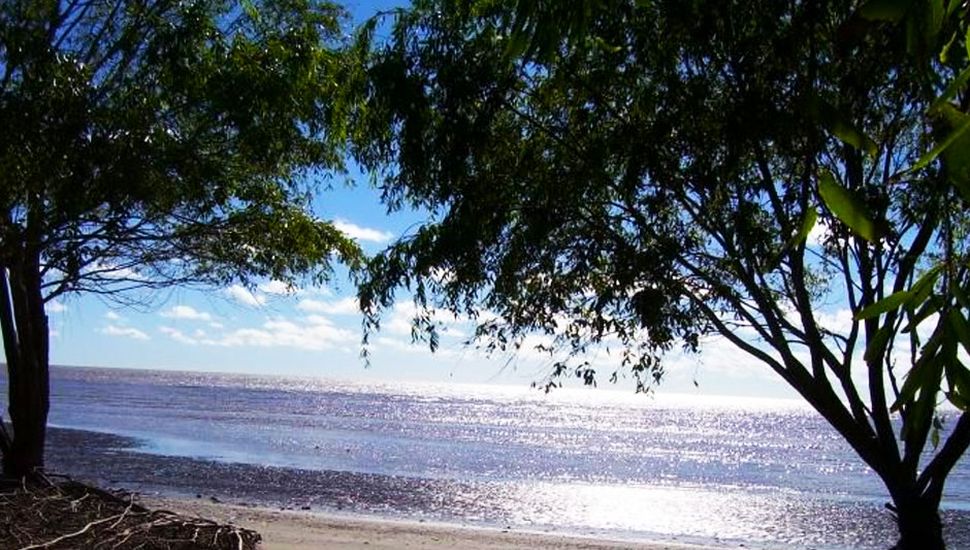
[6,366,970,549]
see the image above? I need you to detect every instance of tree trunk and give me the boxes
[892,494,945,550]
[0,263,51,479]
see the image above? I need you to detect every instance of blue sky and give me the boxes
[40,0,814,400]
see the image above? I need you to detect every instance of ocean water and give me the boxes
[7,366,970,548]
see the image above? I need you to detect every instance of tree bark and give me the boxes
[892,493,945,550]
[0,262,51,479]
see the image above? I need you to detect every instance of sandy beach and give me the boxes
[143,496,716,550]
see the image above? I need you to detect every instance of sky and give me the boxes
[38,0,824,401]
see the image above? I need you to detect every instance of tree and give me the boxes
[352,0,970,547]
[0,0,362,478]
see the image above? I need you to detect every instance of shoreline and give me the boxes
[42,428,739,548]
[42,426,921,550]
[141,495,719,550]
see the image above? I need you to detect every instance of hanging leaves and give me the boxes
[818,171,879,241]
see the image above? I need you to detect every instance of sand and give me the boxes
[142,496,717,550]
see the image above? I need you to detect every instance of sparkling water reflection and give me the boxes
[11,367,970,549]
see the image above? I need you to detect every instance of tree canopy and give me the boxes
[0,0,361,476]
[352,0,970,547]
[1,0,361,298]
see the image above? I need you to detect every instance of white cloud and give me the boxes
[650,334,779,385]
[382,301,464,337]
[259,280,295,295]
[159,326,198,345]
[160,315,355,351]
[161,305,213,322]
[46,300,67,313]
[224,285,266,307]
[221,317,355,350]
[370,336,459,359]
[374,336,432,354]
[297,297,360,315]
[698,335,779,378]
[816,308,855,337]
[384,301,421,336]
[105,311,122,321]
[102,325,149,341]
[333,219,394,243]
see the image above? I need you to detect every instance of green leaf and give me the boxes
[945,360,970,397]
[241,0,261,23]
[894,265,943,331]
[902,296,942,334]
[505,27,531,58]
[910,265,943,305]
[929,66,970,113]
[805,95,878,157]
[796,207,819,245]
[948,308,970,357]
[864,324,893,363]
[966,25,970,60]
[953,283,970,310]
[939,30,960,64]
[937,105,970,200]
[909,109,970,174]
[946,391,969,411]
[902,384,935,440]
[830,119,879,158]
[892,332,943,411]
[858,0,909,21]
[505,0,538,59]
[855,289,911,320]
[893,365,927,411]
[946,0,963,17]
[818,171,878,241]
[926,0,945,49]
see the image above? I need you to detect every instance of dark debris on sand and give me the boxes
[0,474,260,550]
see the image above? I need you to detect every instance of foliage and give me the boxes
[0,0,361,476]
[352,0,969,546]
[844,0,970,420]
[0,0,362,299]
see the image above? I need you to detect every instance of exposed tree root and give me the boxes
[0,473,260,549]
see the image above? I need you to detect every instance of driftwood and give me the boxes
[0,473,260,550]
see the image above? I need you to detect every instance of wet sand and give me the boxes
[142,496,716,550]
